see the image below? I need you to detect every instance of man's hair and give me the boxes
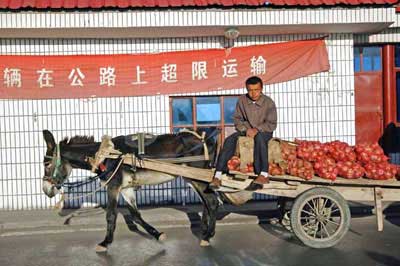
[245,76,263,87]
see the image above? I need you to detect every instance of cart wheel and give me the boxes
[290,187,351,249]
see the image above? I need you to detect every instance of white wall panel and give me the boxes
[0,8,395,39]
[355,8,399,44]
[354,27,400,43]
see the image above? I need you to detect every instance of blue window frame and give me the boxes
[224,97,239,124]
[354,47,361,72]
[354,46,382,72]
[397,72,400,123]
[171,95,239,139]
[363,47,381,71]
[395,45,400,68]
[395,45,400,123]
[196,97,221,125]
[172,98,193,126]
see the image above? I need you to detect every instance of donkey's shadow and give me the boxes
[59,206,156,240]
[169,201,300,245]
[58,200,302,245]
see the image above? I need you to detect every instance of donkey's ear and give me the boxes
[43,130,56,151]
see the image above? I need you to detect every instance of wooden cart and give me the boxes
[124,154,400,249]
[224,171,400,248]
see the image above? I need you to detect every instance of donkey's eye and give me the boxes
[44,162,51,168]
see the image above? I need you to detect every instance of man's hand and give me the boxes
[246,128,258,138]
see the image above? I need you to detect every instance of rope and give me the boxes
[62,176,99,188]
[179,129,209,160]
[54,157,124,210]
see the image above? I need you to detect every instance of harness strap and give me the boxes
[179,129,209,160]
[54,157,124,210]
[138,132,145,155]
[154,155,206,163]
[53,143,62,179]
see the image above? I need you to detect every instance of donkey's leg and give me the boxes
[190,181,219,246]
[95,185,120,253]
[200,192,219,246]
[120,187,166,241]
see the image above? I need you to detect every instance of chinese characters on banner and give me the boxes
[0,39,329,99]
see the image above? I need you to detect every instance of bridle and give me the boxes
[43,143,64,188]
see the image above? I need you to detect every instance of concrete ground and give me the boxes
[1,202,400,266]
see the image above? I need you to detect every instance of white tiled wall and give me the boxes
[0,33,355,209]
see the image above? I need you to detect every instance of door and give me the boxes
[354,46,384,144]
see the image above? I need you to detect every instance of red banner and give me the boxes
[0,39,329,99]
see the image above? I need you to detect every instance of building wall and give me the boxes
[0,33,355,210]
[354,8,400,43]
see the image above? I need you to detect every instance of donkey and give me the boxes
[42,129,223,252]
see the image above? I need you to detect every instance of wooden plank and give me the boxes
[229,170,400,188]
[123,155,213,183]
[233,174,250,180]
[377,189,400,201]
[220,176,299,191]
[256,187,304,198]
[257,184,400,203]
[374,187,384,231]
[333,187,375,201]
[221,175,252,190]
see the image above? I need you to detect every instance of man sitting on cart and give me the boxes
[210,76,277,189]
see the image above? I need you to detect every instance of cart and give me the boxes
[226,170,400,248]
[123,154,400,249]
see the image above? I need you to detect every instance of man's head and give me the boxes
[245,76,263,101]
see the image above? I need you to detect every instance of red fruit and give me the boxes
[370,154,378,162]
[377,169,385,176]
[247,165,254,173]
[347,169,354,178]
[314,162,321,170]
[227,160,235,170]
[385,172,393,179]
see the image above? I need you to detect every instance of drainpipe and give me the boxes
[382,45,395,127]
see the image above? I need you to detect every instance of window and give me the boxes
[395,45,400,68]
[395,45,400,123]
[172,98,193,126]
[397,72,400,123]
[354,46,382,72]
[196,97,221,125]
[224,97,238,124]
[354,47,361,72]
[171,96,239,139]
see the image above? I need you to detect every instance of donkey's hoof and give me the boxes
[200,240,210,247]
[95,245,108,253]
[158,233,167,242]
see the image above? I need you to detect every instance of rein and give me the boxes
[54,156,125,209]
[44,142,122,190]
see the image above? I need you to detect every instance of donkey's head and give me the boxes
[42,130,73,198]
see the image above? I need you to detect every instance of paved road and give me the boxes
[1,214,400,266]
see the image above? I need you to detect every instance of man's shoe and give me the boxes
[209,178,222,189]
[253,175,269,185]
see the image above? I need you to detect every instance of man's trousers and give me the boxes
[215,131,273,174]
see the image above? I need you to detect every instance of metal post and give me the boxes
[382,45,395,127]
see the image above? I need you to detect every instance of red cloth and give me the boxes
[0,39,330,99]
